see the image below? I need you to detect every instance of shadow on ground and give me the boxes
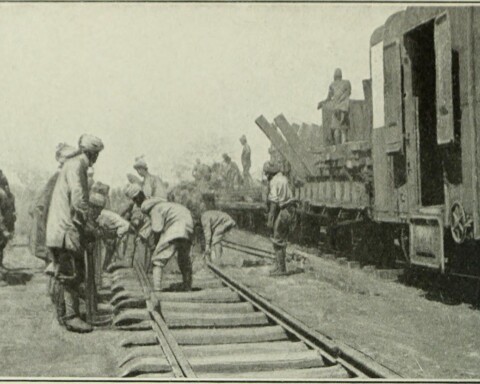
[398,269,480,309]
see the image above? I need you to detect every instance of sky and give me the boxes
[0,3,405,187]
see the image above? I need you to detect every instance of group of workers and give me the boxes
[192,134,253,190]
[0,129,293,334]
[0,68,333,335]
[0,69,350,334]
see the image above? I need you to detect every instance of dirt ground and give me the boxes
[3,230,480,379]
[220,229,480,379]
[0,243,121,377]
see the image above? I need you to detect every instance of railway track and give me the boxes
[106,247,400,379]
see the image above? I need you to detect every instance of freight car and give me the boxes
[218,6,480,278]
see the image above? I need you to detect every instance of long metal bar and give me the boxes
[84,248,97,324]
[132,260,185,378]
[207,262,401,379]
[223,239,271,255]
[133,260,196,378]
[223,241,274,260]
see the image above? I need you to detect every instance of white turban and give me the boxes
[126,173,142,185]
[124,183,142,199]
[92,181,110,196]
[79,134,104,153]
[56,143,79,165]
[89,192,106,208]
[133,156,148,170]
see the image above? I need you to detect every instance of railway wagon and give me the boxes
[370,6,480,275]
[219,6,480,277]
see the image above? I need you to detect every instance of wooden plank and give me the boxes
[311,123,324,149]
[155,288,240,303]
[274,114,320,176]
[255,115,309,178]
[160,301,254,314]
[164,311,269,328]
[161,277,224,290]
[120,356,172,377]
[120,331,158,348]
[111,281,142,293]
[84,249,97,324]
[119,345,165,367]
[183,341,308,358]
[189,350,325,373]
[172,325,288,345]
[135,372,176,379]
[200,365,350,379]
[111,290,144,306]
[297,123,312,149]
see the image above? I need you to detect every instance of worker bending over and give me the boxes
[124,184,193,292]
[96,205,132,271]
[201,209,236,265]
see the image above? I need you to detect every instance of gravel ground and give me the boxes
[219,229,480,379]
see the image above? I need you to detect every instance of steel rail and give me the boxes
[223,241,274,260]
[132,259,196,378]
[207,261,401,379]
[223,239,306,264]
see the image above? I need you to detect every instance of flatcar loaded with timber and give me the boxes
[217,7,480,278]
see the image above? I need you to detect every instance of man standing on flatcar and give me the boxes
[222,154,242,190]
[263,161,297,276]
[318,68,351,144]
[240,135,253,188]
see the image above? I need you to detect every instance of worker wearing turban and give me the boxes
[133,156,168,200]
[56,144,79,166]
[79,134,104,153]
[45,134,104,333]
[124,184,193,292]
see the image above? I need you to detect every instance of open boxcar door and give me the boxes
[435,12,455,146]
[404,13,454,273]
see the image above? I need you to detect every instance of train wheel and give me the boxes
[450,202,467,244]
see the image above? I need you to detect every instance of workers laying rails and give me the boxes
[124,183,194,292]
[96,208,132,271]
[201,208,236,266]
